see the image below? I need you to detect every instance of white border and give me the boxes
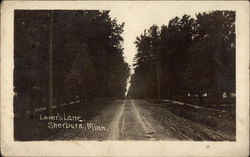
[1,1,249,156]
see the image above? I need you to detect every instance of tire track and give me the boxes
[109,100,126,140]
[131,100,167,140]
[131,100,155,139]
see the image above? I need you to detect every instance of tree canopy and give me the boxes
[14,10,129,110]
[128,11,235,105]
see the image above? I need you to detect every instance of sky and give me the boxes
[108,3,214,95]
[109,4,214,68]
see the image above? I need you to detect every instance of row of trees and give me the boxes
[128,11,235,105]
[14,10,129,113]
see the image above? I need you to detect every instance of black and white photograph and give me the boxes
[14,8,237,141]
[1,1,249,156]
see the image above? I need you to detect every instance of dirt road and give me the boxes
[50,99,234,141]
[108,100,171,140]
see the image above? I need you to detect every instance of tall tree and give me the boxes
[14,10,129,113]
[184,11,235,105]
[160,15,195,98]
[131,26,160,98]
[129,11,235,108]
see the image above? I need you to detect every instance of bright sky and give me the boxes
[109,5,212,96]
[109,4,214,68]
[107,2,233,95]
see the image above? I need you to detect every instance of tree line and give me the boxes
[14,10,129,113]
[128,11,235,106]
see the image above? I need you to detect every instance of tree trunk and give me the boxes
[216,92,222,107]
[156,61,161,100]
[102,74,107,97]
[48,11,54,115]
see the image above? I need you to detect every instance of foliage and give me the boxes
[14,10,129,110]
[128,11,235,106]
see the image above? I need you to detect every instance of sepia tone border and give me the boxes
[1,1,249,156]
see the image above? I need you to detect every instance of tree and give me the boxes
[184,11,235,105]
[14,10,51,114]
[51,10,129,101]
[129,26,160,98]
[160,15,195,98]
[129,11,235,108]
[129,15,195,99]
[14,10,129,113]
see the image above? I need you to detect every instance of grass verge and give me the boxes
[14,97,115,141]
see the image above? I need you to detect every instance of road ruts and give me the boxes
[108,99,169,140]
